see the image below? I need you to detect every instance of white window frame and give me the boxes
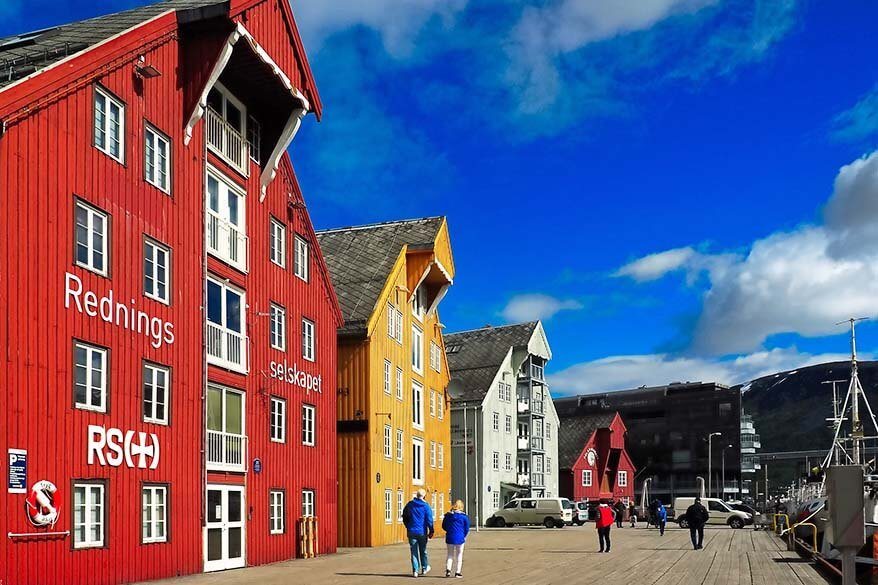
[142,485,168,544]
[269,490,284,534]
[384,425,392,459]
[438,443,444,470]
[144,123,170,193]
[74,341,107,413]
[546,423,552,441]
[396,428,404,461]
[143,238,170,304]
[430,440,436,468]
[269,218,286,268]
[248,115,261,164]
[411,325,423,374]
[547,457,552,474]
[383,360,392,395]
[302,404,315,446]
[384,489,393,524]
[301,318,315,362]
[582,469,593,487]
[429,389,436,418]
[94,86,124,163]
[412,285,426,321]
[387,304,403,343]
[412,438,425,485]
[505,452,512,471]
[206,82,248,174]
[270,397,286,444]
[397,490,404,522]
[492,412,499,432]
[437,392,444,420]
[492,451,499,471]
[206,276,248,373]
[270,303,286,352]
[412,382,424,430]
[493,491,500,511]
[618,470,628,487]
[396,367,404,401]
[74,482,105,548]
[75,199,109,277]
[430,341,442,372]
[505,415,512,434]
[205,166,247,272]
[143,362,169,425]
[302,489,315,518]
[294,235,309,282]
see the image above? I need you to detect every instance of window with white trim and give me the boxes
[432,492,437,513]
[294,235,309,282]
[429,440,436,468]
[269,490,284,534]
[74,341,107,413]
[74,482,105,548]
[437,392,444,420]
[411,325,423,374]
[505,415,512,434]
[387,304,403,343]
[412,382,424,429]
[438,443,444,470]
[430,341,442,372]
[429,389,436,418]
[384,425,392,459]
[440,495,445,517]
[546,457,552,474]
[493,491,500,511]
[269,218,286,268]
[301,318,315,362]
[94,86,124,162]
[144,124,170,193]
[301,489,315,517]
[144,238,170,304]
[384,490,392,524]
[143,362,169,425]
[396,367,403,400]
[206,84,247,173]
[206,276,247,372]
[75,199,109,276]
[248,115,262,164]
[397,490,404,522]
[270,397,286,443]
[383,360,392,395]
[492,451,499,471]
[205,168,247,271]
[546,423,552,441]
[505,452,512,471]
[618,470,628,487]
[270,303,286,351]
[412,285,427,320]
[396,428,404,461]
[582,469,593,487]
[302,404,315,446]
[142,485,167,543]
[492,412,499,432]
[412,438,424,485]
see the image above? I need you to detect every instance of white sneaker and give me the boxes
[422,565,432,575]
[413,571,419,578]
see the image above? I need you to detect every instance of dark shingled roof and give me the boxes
[0,0,226,89]
[557,412,616,470]
[315,217,444,337]
[444,322,539,402]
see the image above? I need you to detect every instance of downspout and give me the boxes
[201,116,209,542]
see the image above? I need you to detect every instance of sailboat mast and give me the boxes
[849,318,863,466]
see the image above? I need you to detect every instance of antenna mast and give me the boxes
[839,317,870,465]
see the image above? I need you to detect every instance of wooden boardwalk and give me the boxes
[140,526,829,585]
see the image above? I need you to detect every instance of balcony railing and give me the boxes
[532,399,544,415]
[207,321,249,373]
[530,437,544,451]
[207,213,248,273]
[517,473,531,486]
[517,436,529,450]
[206,107,249,176]
[207,430,247,472]
[530,473,545,487]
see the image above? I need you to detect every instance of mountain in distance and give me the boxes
[736,360,878,488]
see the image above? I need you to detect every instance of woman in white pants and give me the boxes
[442,500,470,578]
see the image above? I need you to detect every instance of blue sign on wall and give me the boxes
[253,458,262,474]
[8,449,27,494]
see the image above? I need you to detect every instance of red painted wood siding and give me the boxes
[562,418,636,503]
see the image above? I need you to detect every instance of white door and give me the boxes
[204,485,246,572]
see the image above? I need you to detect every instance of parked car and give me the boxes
[486,497,573,528]
[673,497,752,529]
[572,500,590,525]
[729,502,758,516]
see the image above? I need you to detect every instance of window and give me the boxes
[387,304,403,343]
[206,168,247,271]
[499,382,511,402]
[206,384,246,471]
[505,415,512,434]
[206,276,247,372]
[384,490,392,524]
[74,481,105,548]
[270,304,286,351]
[384,425,392,459]
[440,496,445,517]
[432,493,437,513]
[396,429,404,461]
[412,438,424,484]
[397,490,404,522]
[430,441,436,468]
[269,218,286,267]
[206,84,247,173]
[438,443,445,469]
[430,341,442,372]
[143,362,169,425]
[618,470,628,487]
[94,86,124,162]
[493,491,500,510]
[492,451,499,471]
[75,199,109,276]
[301,318,315,362]
[546,457,552,474]
[74,341,107,413]
[396,368,404,400]
[582,470,593,487]
[437,392,444,420]
[269,490,284,534]
[270,397,286,443]
[302,404,315,446]
[383,360,392,395]
[294,235,309,282]
[412,285,427,320]
[411,325,423,374]
[492,412,499,432]
[248,115,261,164]
[546,423,552,441]
[302,489,315,517]
[412,382,424,429]
[504,453,511,471]
[143,239,170,304]
[144,124,170,193]
[430,390,436,418]
[142,485,167,543]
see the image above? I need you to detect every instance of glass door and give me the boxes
[204,485,246,572]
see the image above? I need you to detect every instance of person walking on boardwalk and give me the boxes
[614,500,626,528]
[596,499,615,553]
[628,502,638,528]
[442,500,470,578]
[685,496,709,550]
[403,488,434,577]
[656,500,667,536]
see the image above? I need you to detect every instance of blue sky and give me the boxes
[5,0,878,394]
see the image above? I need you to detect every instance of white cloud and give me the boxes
[549,347,857,395]
[831,83,878,144]
[501,294,583,322]
[615,247,697,281]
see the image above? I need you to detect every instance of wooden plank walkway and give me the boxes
[140,526,829,585]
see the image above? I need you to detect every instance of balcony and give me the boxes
[517,400,529,414]
[531,473,545,487]
[207,430,248,472]
[207,213,248,273]
[207,321,249,373]
[530,437,544,452]
[206,107,249,176]
[517,473,531,486]
[517,436,529,450]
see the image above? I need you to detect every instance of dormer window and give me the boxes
[205,83,248,175]
[412,285,427,321]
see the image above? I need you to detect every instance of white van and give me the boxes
[487,497,574,528]
[673,497,752,529]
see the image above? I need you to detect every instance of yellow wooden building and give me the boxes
[315,217,455,547]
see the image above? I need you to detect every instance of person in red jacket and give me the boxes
[595,499,616,553]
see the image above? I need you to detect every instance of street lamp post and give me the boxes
[707,432,722,498]
[721,444,732,501]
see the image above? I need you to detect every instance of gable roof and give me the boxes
[315,217,445,337]
[444,322,539,402]
[557,412,617,470]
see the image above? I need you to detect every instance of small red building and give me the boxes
[0,2,341,584]
[558,412,636,503]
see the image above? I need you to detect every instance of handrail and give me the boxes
[788,522,818,553]
[772,513,790,533]
[9,531,69,538]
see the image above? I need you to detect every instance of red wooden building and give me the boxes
[0,1,341,584]
[558,412,636,503]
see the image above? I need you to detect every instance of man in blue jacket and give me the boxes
[402,488,434,577]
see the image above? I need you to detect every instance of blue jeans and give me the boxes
[408,533,429,573]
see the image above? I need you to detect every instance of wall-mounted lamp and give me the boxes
[135,55,161,79]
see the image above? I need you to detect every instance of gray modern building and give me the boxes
[446,322,559,525]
